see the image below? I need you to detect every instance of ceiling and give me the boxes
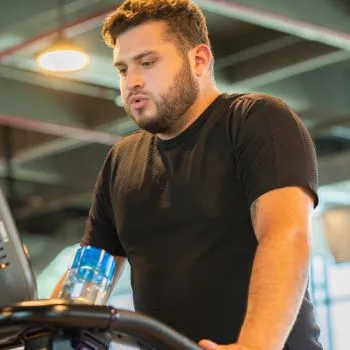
[1,0,350,242]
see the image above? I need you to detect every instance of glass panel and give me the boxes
[328,262,350,298]
[314,304,330,350]
[330,301,350,350]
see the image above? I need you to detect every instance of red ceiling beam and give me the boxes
[0,6,114,61]
[0,114,120,145]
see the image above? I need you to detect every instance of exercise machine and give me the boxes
[0,189,201,350]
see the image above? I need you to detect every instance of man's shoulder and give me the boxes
[223,92,286,110]
[118,129,150,145]
[110,129,153,157]
[222,92,296,127]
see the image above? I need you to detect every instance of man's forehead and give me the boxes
[113,44,162,64]
[113,21,171,59]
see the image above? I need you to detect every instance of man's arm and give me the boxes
[50,271,69,298]
[51,256,127,299]
[237,186,313,350]
[200,96,318,350]
[108,256,127,297]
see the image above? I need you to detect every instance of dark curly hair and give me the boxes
[102,0,212,55]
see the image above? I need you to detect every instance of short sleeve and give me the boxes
[234,95,319,208]
[80,148,127,257]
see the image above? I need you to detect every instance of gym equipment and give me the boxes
[0,188,201,349]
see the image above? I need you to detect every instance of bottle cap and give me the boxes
[70,246,116,281]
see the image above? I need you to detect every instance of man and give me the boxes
[52,1,322,349]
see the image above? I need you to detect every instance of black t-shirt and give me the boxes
[81,93,322,348]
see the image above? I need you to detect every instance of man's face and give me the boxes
[113,20,199,134]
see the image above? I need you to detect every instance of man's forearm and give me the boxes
[238,230,310,350]
[51,272,69,298]
[108,256,127,297]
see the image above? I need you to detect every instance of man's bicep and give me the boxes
[81,217,125,257]
[81,152,126,257]
[81,198,126,257]
[235,95,319,210]
[250,186,314,242]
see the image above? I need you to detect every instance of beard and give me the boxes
[124,57,200,134]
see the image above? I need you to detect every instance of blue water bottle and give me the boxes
[58,246,116,305]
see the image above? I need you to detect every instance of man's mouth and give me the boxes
[131,99,149,109]
[129,95,150,110]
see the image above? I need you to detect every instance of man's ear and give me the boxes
[191,44,212,77]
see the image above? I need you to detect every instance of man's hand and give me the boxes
[199,339,254,350]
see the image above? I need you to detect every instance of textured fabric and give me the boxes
[81,93,322,348]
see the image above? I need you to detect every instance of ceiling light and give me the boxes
[37,38,89,73]
[37,37,89,73]
[37,0,89,73]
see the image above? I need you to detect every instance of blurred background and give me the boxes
[0,0,350,349]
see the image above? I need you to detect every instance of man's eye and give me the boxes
[118,68,127,76]
[142,61,155,68]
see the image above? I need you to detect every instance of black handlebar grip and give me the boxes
[0,299,112,329]
[0,300,202,350]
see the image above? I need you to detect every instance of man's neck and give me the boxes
[157,87,221,140]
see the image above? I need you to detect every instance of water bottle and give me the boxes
[58,246,116,305]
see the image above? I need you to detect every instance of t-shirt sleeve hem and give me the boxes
[247,181,319,210]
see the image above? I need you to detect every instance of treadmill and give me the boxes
[0,188,201,350]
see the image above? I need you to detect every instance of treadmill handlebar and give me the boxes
[0,299,202,350]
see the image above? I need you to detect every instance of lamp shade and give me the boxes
[37,38,89,73]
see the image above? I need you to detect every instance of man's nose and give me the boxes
[126,68,145,90]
